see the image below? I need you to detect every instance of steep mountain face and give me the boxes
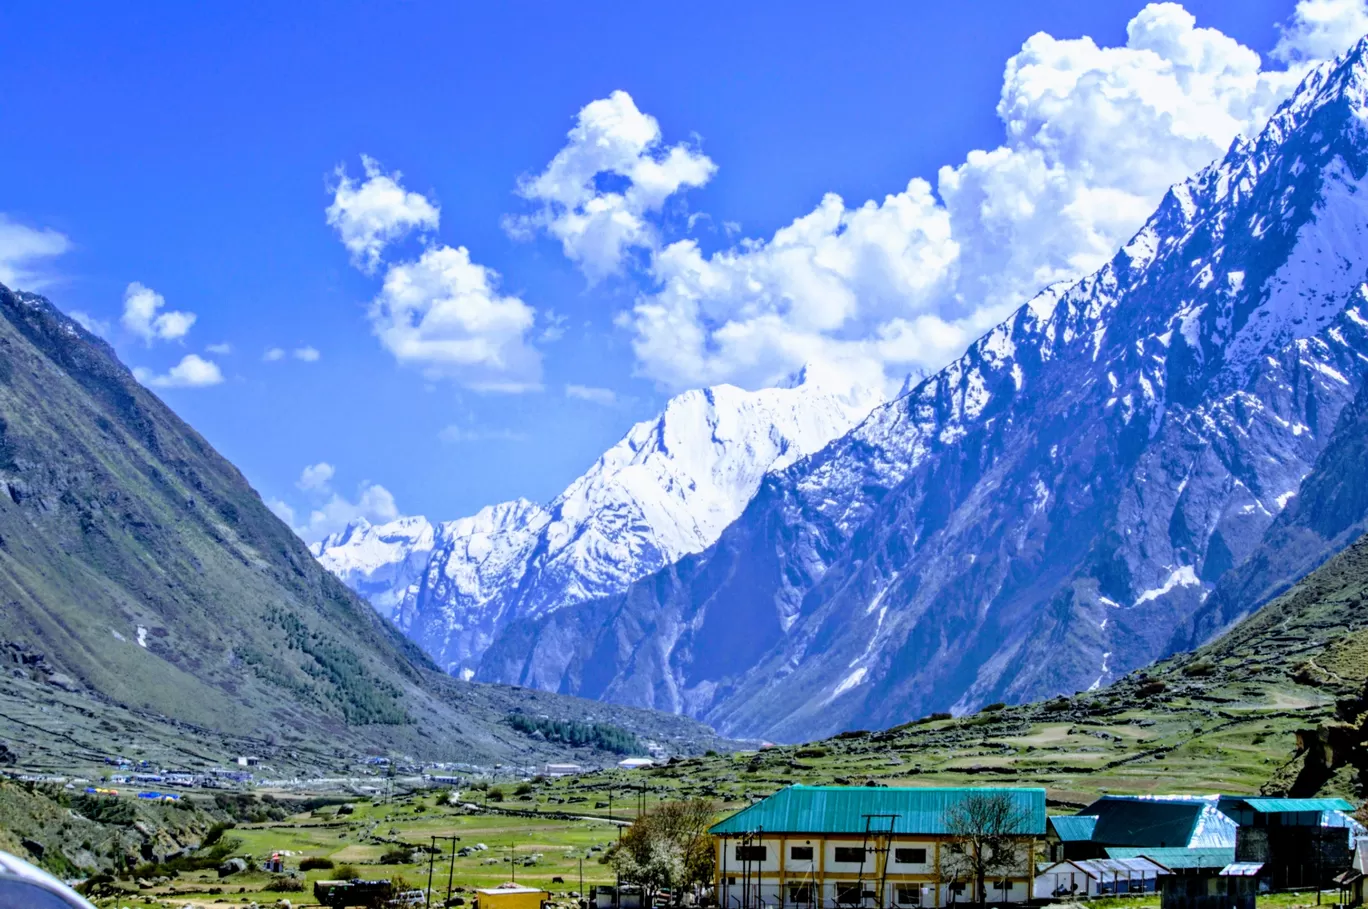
[0,283,725,765]
[477,43,1368,741]
[314,375,881,677]
[1176,361,1368,647]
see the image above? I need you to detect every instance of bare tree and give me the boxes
[612,799,719,906]
[937,792,1031,906]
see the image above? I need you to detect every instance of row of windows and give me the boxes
[754,882,1014,906]
[735,846,930,865]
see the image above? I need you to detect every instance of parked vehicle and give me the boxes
[314,878,395,908]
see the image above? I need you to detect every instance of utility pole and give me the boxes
[580,857,585,908]
[447,835,458,907]
[511,842,517,883]
[428,836,437,907]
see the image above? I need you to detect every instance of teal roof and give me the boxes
[1049,815,1099,842]
[1106,847,1236,870]
[709,786,1046,836]
[1238,798,1354,813]
[1085,797,1231,848]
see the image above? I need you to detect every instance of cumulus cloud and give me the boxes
[122,282,197,344]
[565,384,618,406]
[133,354,224,389]
[370,244,541,391]
[327,155,440,274]
[70,311,111,337]
[293,345,321,362]
[279,461,402,542]
[599,1,1368,392]
[205,342,233,355]
[1275,0,1368,62]
[263,347,286,362]
[296,461,336,492]
[506,90,716,280]
[0,216,71,291]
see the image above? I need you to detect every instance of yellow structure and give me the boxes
[710,786,1046,909]
[475,882,550,909]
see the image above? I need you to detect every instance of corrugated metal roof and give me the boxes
[709,785,1046,836]
[1219,863,1263,877]
[1239,798,1355,813]
[1049,815,1099,842]
[1105,847,1236,870]
[1090,799,1205,848]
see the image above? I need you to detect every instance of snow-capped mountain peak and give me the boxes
[313,373,883,675]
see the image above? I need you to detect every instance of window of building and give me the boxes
[835,883,863,905]
[735,845,768,862]
[790,846,814,862]
[834,846,867,863]
[788,883,814,904]
[894,886,922,906]
[894,848,927,865]
[949,883,967,894]
[993,881,1011,891]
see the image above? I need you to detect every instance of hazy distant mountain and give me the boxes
[313,371,882,678]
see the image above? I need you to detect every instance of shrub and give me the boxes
[271,875,306,892]
[1136,679,1167,697]
[334,864,360,880]
[795,747,827,759]
[514,782,534,797]
[980,702,1006,713]
[201,822,235,847]
[487,787,504,802]
[380,848,412,865]
[1182,659,1216,677]
[300,857,335,871]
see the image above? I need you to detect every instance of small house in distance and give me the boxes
[709,785,1046,908]
[543,763,582,778]
[617,757,654,770]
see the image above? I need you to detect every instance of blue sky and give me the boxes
[0,0,1357,538]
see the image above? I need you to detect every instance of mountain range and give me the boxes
[313,41,1368,745]
[312,372,881,678]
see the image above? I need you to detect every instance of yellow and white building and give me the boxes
[709,786,1045,908]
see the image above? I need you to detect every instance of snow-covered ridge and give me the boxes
[313,371,883,675]
[466,37,1368,740]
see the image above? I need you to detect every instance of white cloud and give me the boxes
[206,342,233,355]
[370,244,541,391]
[565,384,618,406]
[70,311,111,337]
[133,354,224,389]
[612,1,1367,392]
[296,461,336,492]
[293,345,321,362]
[278,460,403,542]
[327,155,440,274]
[299,482,400,542]
[121,282,197,344]
[266,498,296,526]
[263,347,286,362]
[0,216,71,291]
[506,90,716,280]
[539,310,569,343]
[437,423,530,443]
[1275,0,1368,62]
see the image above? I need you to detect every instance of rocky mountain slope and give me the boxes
[314,372,881,677]
[0,283,725,767]
[475,40,1368,741]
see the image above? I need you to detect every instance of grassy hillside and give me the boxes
[507,532,1368,811]
[0,284,726,769]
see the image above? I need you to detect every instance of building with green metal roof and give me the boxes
[709,786,1046,909]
